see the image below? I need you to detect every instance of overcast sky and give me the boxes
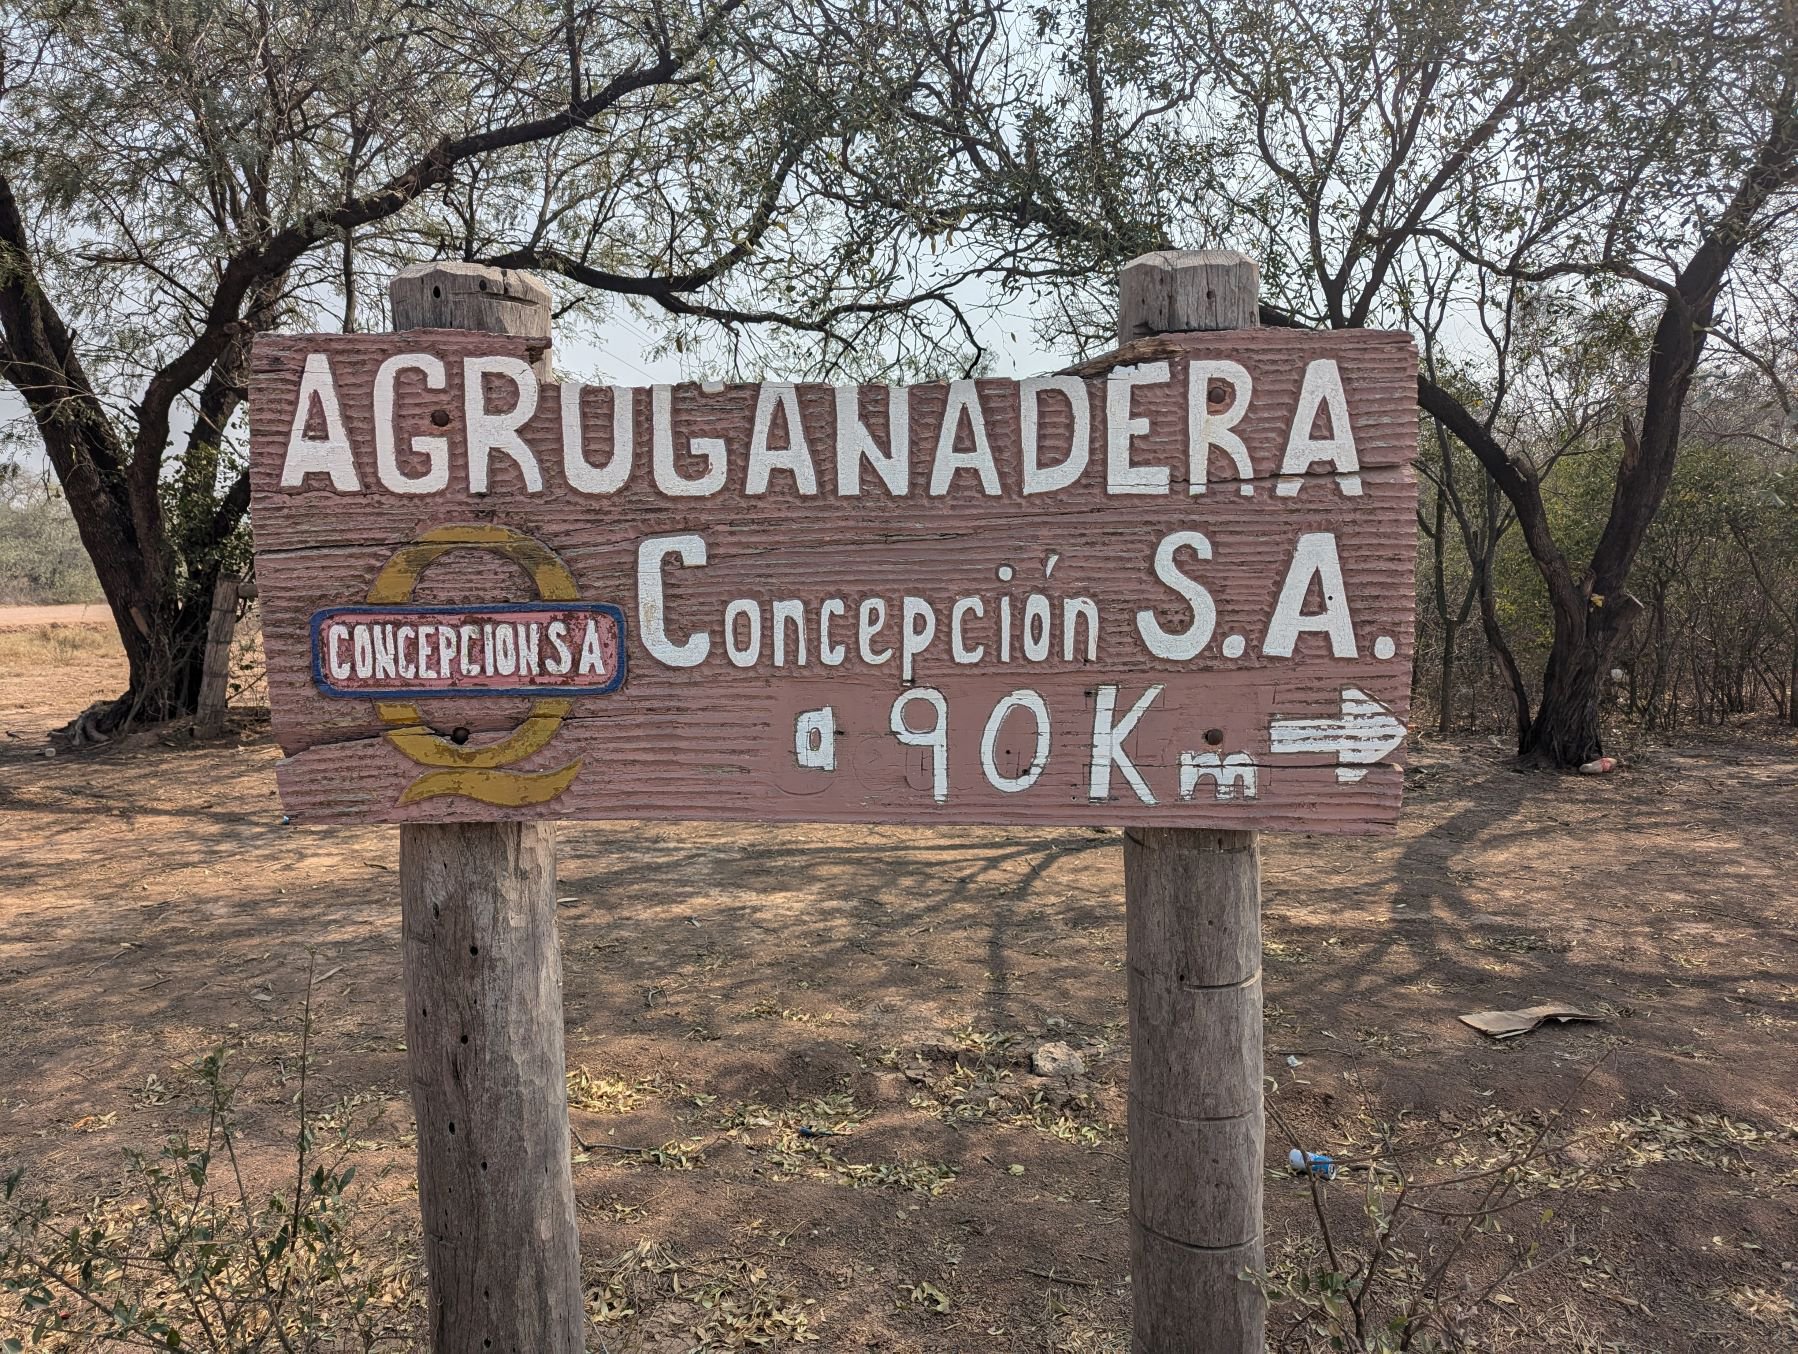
[3,289,1065,483]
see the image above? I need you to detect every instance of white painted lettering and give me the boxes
[637,534,710,668]
[577,617,608,675]
[891,688,949,803]
[463,356,543,493]
[651,384,727,496]
[372,625,397,680]
[1020,376,1089,495]
[724,599,762,668]
[835,386,909,495]
[1264,531,1357,657]
[1188,360,1254,495]
[951,597,985,664]
[901,596,936,682]
[374,354,449,493]
[562,383,633,494]
[492,622,517,676]
[1277,359,1361,495]
[1089,683,1162,803]
[1062,597,1099,661]
[981,689,1050,793]
[1105,361,1170,495]
[773,599,807,666]
[327,623,352,680]
[1137,530,1217,660]
[859,598,892,665]
[281,353,359,490]
[929,381,1000,495]
[819,598,847,666]
[746,383,817,494]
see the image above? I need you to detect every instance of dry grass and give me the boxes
[0,623,119,673]
[3,677,1796,1351]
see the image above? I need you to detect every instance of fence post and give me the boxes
[194,575,241,737]
[388,262,586,1354]
[1118,250,1267,1354]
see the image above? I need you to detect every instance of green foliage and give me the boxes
[0,470,101,605]
[0,1047,417,1350]
[1415,392,1798,734]
[1261,1070,1609,1353]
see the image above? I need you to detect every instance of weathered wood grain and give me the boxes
[194,575,240,737]
[1120,252,1266,1354]
[390,263,552,376]
[401,822,585,1353]
[1133,1229,1266,1354]
[248,313,1416,830]
[1117,249,1263,345]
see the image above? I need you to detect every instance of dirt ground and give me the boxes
[0,604,110,631]
[2,614,1795,1352]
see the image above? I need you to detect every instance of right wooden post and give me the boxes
[1119,249,1267,1354]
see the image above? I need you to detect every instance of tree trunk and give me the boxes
[1475,548,1530,748]
[1522,592,1641,766]
[91,564,221,730]
[1430,487,1455,736]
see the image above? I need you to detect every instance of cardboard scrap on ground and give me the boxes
[1459,1004,1606,1039]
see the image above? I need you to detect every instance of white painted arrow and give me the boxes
[1268,688,1408,783]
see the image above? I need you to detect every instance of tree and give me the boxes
[1408,0,1798,763]
[0,464,100,604]
[0,0,984,728]
[883,0,1797,765]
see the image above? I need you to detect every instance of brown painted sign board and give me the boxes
[248,328,1417,831]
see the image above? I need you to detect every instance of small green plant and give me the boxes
[1261,1063,1612,1352]
[0,970,418,1350]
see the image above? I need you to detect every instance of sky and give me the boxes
[2,289,1067,483]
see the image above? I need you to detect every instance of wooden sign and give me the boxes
[248,327,1417,831]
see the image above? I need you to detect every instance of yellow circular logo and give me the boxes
[366,525,585,807]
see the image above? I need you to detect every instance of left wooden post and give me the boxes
[388,263,586,1354]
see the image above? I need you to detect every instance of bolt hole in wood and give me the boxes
[451,726,471,745]
[1205,727,1225,746]
[431,408,451,427]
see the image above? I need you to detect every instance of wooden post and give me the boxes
[1119,250,1267,1353]
[389,263,586,1354]
[194,574,241,737]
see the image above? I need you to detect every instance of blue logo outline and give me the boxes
[309,601,627,699]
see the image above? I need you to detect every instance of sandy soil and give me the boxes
[0,620,1794,1351]
[0,603,112,631]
